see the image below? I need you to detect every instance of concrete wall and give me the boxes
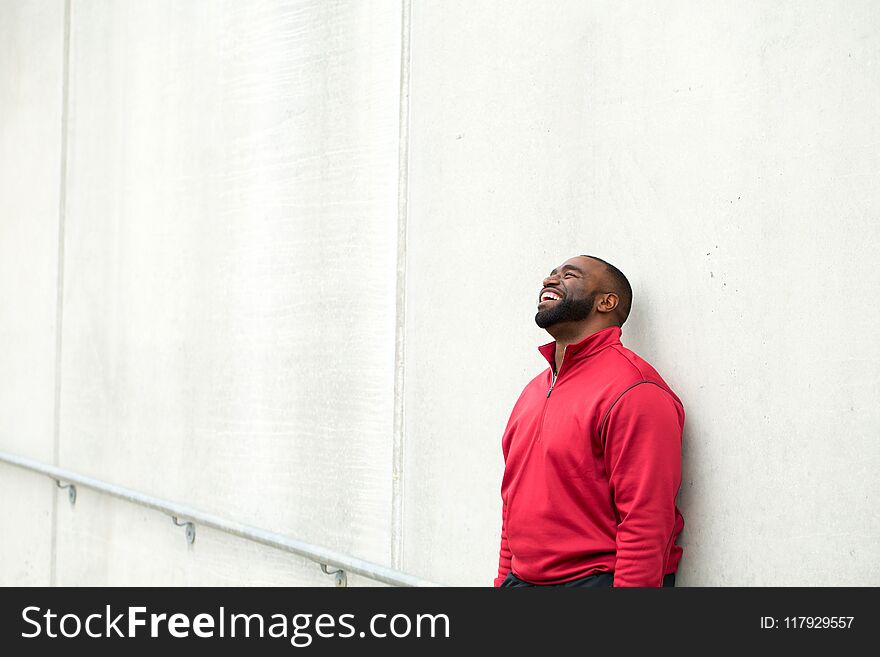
[1,0,878,586]
[0,0,65,585]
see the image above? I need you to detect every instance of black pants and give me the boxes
[500,571,676,588]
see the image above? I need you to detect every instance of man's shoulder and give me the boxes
[601,342,662,380]
[596,343,681,406]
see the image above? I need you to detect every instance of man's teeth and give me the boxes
[541,292,561,301]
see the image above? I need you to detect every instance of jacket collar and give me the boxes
[538,325,622,371]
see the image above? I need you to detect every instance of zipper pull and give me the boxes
[547,371,557,397]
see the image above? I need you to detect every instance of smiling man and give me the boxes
[494,255,685,588]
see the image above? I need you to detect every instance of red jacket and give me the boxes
[495,325,685,587]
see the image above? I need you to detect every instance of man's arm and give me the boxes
[602,382,683,587]
[493,500,512,587]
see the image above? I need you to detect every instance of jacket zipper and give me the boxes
[537,347,566,441]
[546,346,566,397]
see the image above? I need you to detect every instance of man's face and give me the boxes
[535,256,597,329]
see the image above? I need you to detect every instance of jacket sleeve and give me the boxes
[493,500,512,587]
[602,382,683,587]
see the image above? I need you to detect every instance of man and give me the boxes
[494,255,684,588]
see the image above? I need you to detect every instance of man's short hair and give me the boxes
[581,255,633,327]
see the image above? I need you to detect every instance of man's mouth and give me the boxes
[538,288,563,306]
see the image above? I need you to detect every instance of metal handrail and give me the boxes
[0,450,440,587]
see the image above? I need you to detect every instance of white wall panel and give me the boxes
[56,0,403,584]
[0,0,65,585]
[0,0,63,460]
[403,0,880,585]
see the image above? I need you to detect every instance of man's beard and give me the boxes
[535,294,595,329]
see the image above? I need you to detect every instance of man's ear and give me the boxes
[597,293,619,314]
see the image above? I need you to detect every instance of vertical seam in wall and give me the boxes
[50,0,72,588]
[391,0,412,571]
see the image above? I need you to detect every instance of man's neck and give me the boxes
[547,321,615,373]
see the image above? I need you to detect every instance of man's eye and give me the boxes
[564,273,575,278]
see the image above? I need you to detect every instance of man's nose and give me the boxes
[543,274,559,287]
